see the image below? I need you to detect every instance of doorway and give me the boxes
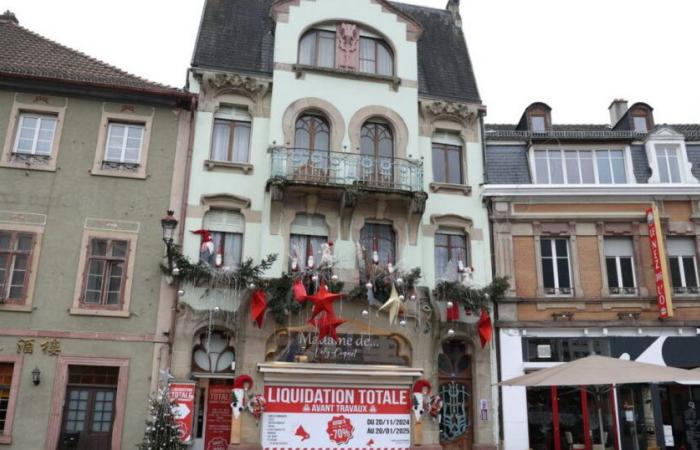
[58,366,119,450]
[438,339,473,450]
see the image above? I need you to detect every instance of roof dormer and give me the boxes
[610,100,654,132]
[516,102,552,133]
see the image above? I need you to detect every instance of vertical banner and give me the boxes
[646,206,674,318]
[169,383,196,443]
[205,383,233,450]
[262,386,411,450]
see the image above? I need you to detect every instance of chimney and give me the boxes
[0,10,18,24]
[446,0,462,27]
[608,99,629,126]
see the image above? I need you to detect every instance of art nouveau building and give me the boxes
[171,1,496,449]
[484,101,700,450]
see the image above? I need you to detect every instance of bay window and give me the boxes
[667,238,699,295]
[604,238,637,295]
[540,238,572,296]
[534,149,627,184]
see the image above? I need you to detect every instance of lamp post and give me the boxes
[161,210,179,272]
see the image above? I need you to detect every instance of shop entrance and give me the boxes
[659,384,700,450]
[438,339,473,450]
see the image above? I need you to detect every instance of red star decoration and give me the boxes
[309,311,346,342]
[306,283,343,320]
[250,289,267,328]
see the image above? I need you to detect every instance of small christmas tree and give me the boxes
[138,383,186,450]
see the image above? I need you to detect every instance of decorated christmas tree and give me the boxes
[138,383,186,450]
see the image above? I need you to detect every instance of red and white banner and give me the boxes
[205,384,232,450]
[168,383,196,443]
[262,386,411,450]
[646,207,674,319]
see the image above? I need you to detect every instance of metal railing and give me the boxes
[270,147,424,192]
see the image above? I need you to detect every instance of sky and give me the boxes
[2,0,699,124]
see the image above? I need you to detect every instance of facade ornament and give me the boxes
[336,23,360,70]
[422,100,479,125]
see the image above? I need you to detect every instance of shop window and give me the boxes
[434,231,469,282]
[192,331,235,374]
[523,338,610,363]
[667,238,700,295]
[604,238,637,296]
[540,238,572,296]
[0,231,34,304]
[360,223,396,267]
[289,214,328,272]
[210,105,251,165]
[203,210,244,269]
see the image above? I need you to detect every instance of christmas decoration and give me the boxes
[137,383,187,450]
[308,283,343,321]
[251,290,267,328]
[293,279,307,303]
[377,284,403,325]
[247,394,266,422]
[310,311,346,342]
[231,375,254,419]
[191,229,215,267]
[477,309,493,348]
[446,301,459,321]
[411,379,432,422]
[433,276,509,313]
[428,395,444,422]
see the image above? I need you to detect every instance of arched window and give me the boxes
[294,114,330,151]
[192,330,235,374]
[360,121,393,186]
[298,26,394,76]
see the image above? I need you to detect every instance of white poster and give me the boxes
[262,385,411,450]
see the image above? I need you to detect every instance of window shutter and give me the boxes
[604,238,634,257]
[290,214,328,237]
[204,211,245,234]
[432,131,462,147]
[667,238,696,257]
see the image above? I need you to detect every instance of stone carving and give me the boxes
[336,23,360,70]
[207,73,270,98]
[424,100,478,124]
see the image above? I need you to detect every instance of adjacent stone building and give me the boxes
[0,12,192,449]
[170,1,496,450]
[484,101,700,450]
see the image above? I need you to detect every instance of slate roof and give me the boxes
[0,14,186,97]
[486,124,700,141]
[191,0,481,103]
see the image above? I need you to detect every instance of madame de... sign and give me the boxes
[270,332,410,365]
[262,386,411,450]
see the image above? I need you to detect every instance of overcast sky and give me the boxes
[2,0,698,124]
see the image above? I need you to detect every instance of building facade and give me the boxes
[484,101,700,450]
[0,12,192,449]
[170,1,497,450]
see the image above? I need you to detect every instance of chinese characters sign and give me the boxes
[17,338,61,355]
[168,383,196,443]
[262,386,411,450]
[646,206,674,318]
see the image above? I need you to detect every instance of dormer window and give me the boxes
[298,25,394,77]
[656,145,681,183]
[531,116,546,133]
[633,116,648,133]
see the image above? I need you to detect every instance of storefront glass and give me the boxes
[660,385,700,450]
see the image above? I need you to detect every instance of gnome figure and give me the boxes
[231,375,254,419]
[411,379,432,422]
[192,229,215,267]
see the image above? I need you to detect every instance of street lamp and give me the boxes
[161,210,179,271]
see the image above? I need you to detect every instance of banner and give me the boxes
[646,206,674,318]
[262,386,411,450]
[168,383,196,443]
[205,383,232,450]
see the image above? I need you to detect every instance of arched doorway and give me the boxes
[438,339,474,450]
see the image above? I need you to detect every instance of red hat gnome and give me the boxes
[231,375,254,419]
[191,229,215,266]
[411,379,432,422]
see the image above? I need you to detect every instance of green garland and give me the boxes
[433,276,510,312]
[347,267,422,303]
[263,274,344,324]
[162,250,277,289]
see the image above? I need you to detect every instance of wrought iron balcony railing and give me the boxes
[270,147,424,193]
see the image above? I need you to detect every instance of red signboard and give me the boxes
[168,383,196,443]
[205,383,232,450]
[646,207,674,318]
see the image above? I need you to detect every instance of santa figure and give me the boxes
[191,229,215,267]
[231,375,254,419]
[411,379,432,422]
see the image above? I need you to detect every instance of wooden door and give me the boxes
[438,339,473,450]
[59,387,116,450]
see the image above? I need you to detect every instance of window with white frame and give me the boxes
[103,122,145,166]
[534,149,627,184]
[203,210,244,270]
[667,238,699,295]
[633,116,648,133]
[540,238,572,296]
[604,238,637,296]
[655,146,682,183]
[211,106,251,164]
[13,113,57,156]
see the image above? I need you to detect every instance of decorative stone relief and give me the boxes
[200,72,272,117]
[419,99,483,141]
[336,23,359,71]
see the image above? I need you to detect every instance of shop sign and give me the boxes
[270,332,409,366]
[262,385,411,450]
[205,384,232,450]
[646,207,674,318]
[169,383,196,443]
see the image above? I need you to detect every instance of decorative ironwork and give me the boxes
[101,161,140,172]
[270,147,423,192]
[439,381,470,441]
[9,152,51,166]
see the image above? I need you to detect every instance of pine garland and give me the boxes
[137,384,186,450]
[348,267,422,303]
[263,274,344,324]
[433,276,510,312]
[162,250,277,289]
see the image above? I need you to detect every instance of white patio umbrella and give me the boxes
[500,355,700,448]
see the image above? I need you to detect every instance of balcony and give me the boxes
[270,147,424,193]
